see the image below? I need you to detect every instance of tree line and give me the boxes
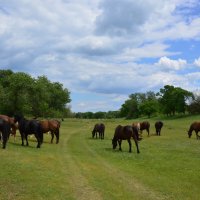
[75,85,200,119]
[0,70,71,118]
[1,69,200,119]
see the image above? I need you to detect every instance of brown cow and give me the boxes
[40,120,60,143]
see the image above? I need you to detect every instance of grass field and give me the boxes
[0,115,200,200]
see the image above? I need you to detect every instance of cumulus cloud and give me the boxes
[0,0,200,111]
[118,43,174,62]
[194,57,200,67]
[95,0,156,36]
[155,56,187,71]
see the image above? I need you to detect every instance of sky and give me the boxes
[0,0,200,112]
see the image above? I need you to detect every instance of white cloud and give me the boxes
[118,43,175,62]
[155,56,187,71]
[95,0,157,36]
[194,57,200,67]
[0,0,200,111]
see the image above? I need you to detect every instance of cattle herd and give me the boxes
[0,114,200,152]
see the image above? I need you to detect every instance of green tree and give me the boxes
[49,82,71,111]
[29,76,51,117]
[139,91,158,118]
[29,76,71,117]
[0,70,71,117]
[106,111,120,119]
[2,72,34,115]
[157,85,193,115]
[93,111,106,119]
[120,92,158,119]
[0,69,14,87]
[120,95,139,119]
[188,95,200,114]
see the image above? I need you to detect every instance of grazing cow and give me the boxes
[140,121,150,136]
[40,119,60,143]
[92,123,105,139]
[188,122,200,139]
[14,114,43,148]
[0,115,18,140]
[112,125,140,153]
[155,121,163,136]
[0,118,11,149]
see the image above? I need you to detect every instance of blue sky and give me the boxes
[0,0,200,112]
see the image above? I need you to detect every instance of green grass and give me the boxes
[0,116,200,200]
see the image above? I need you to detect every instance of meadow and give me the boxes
[0,115,200,200]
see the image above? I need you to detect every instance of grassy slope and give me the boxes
[0,115,200,200]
